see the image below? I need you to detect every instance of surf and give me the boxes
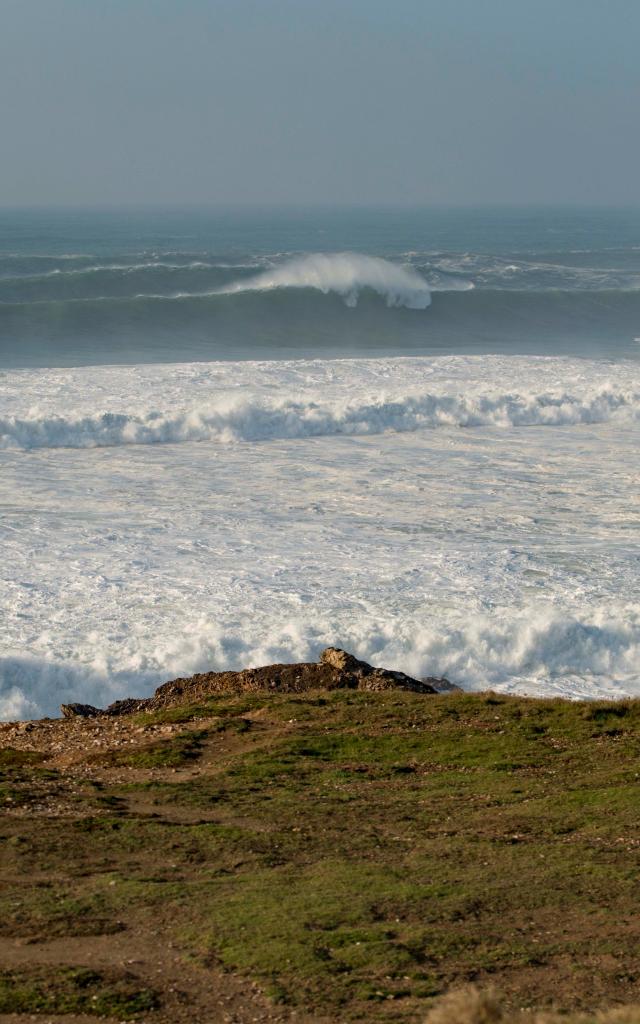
[2,382,638,451]
[218,252,433,308]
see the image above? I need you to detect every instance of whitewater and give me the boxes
[1,207,640,718]
[217,252,435,307]
[1,356,640,451]
[2,352,640,719]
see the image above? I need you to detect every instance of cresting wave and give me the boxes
[1,384,638,450]
[218,252,434,308]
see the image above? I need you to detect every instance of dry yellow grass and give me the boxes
[424,987,640,1024]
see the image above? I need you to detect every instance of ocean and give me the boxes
[1,207,639,718]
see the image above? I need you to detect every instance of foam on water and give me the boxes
[2,210,640,715]
[1,354,639,718]
[3,603,639,721]
[1,384,638,451]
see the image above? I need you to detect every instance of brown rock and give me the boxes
[60,648,450,718]
[60,703,102,719]
[321,646,443,694]
[319,647,365,673]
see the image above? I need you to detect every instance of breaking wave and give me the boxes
[218,252,433,308]
[2,384,638,450]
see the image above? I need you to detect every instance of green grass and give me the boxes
[0,883,128,939]
[132,694,268,725]
[2,691,639,1021]
[0,747,46,770]
[0,748,60,808]
[0,968,159,1017]
[139,693,640,1015]
[95,728,210,768]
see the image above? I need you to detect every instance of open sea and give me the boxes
[1,207,639,718]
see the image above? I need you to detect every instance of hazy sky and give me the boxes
[2,0,639,207]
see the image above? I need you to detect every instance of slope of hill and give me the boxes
[1,651,638,1023]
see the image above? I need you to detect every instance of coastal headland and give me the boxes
[1,650,638,1023]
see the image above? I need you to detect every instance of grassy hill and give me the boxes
[1,681,639,1022]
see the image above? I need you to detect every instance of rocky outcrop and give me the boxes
[60,703,102,719]
[60,648,450,717]
[319,647,442,692]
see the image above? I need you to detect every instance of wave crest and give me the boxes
[1,385,638,450]
[220,252,432,308]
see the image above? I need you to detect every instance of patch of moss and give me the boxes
[0,885,126,939]
[0,747,46,769]
[0,967,159,1016]
[134,693,268,725]
[96,729,209,768]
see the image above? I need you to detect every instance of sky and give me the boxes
[1,0,639,207]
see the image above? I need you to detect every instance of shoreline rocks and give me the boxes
[60,648,450,718]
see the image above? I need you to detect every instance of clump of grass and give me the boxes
[0,967,159,1017]
[424,986,640,1024]
[0,748,59,807]
[0,886,126,939]
[133,702,222,725]
[0,784,30,808]
[0,747,46,770]
[134,693,267,725]
[96,729,209,768]
[424,986,503,1024]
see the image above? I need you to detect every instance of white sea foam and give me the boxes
[0,385,637,450]
[405,251,640,292]
[2,602,639,720]
[219,252,433,308]
[2,355,639,718]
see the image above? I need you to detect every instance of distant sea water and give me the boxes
[1,207,639,718]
